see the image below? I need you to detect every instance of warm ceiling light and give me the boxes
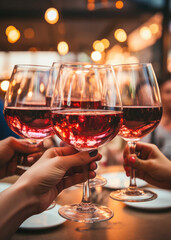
[140,26,152,40]
[57,41,69,55]
[91,51,102,62]
[87,3,95,11]
[24,28,35,39]
[115,1,124,9]
[114,29,127,42]
[1,80,9,92]
[44,8,59,24]
[101,38,110,49]
[93,40,105,52]
[5,25,16,36]
[149,23,159,34]
[7,28,20,43]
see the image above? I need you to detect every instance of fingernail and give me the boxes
[129,156,136,164]
[124,166,129,172]
[124,167,130,176]
[89,150,98,157]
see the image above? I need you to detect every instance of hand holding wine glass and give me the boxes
[51,62,123,222]
[110,63,162,202]
[123,142,171,190]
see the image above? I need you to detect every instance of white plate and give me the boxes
[125,188,171,210]
[101,172,147,189]
[0,182,12,192]
[20,204,66,229]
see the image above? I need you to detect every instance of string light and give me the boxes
[149,24,159,34]
[0,80,9,92]
[7,28,20,43]
[5,25,16,36]
[44,8,59,24]
[93,40,105,52]
[114,29,127,42]
[140,26,152,40]
[101,38,110,49]
[115,1,124,9]
[57,41,69,55]
[91,51,102,61]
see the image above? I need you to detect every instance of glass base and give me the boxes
[58,203,114,223]
[89,175,107,188]
[110,188,157,202]
[77,175,107,188]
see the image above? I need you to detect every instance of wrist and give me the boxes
[0,181,38,240]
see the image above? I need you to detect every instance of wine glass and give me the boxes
[49,62,107,188]
[110,63,162,202]
[4,64,54,165]
[4,64,57,210]
[51,62,123,223]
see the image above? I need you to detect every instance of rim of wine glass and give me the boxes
[13,64,51,71]
[59,62,113,69]
[112,62,152,69]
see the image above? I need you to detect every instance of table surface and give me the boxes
[1,166,171,240]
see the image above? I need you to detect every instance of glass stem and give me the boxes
[128,141,137,189]
[82,179,91,204]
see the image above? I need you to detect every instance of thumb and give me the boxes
[54,150,101,171]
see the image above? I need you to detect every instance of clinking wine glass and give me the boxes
[4,64,56,210]
[50,62,123,223]
[49,62,107,188]
[110,63,162,202]
[4,64,54,167]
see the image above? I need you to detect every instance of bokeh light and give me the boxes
[44,8,59,24]
[5,25,16,36]
[115,1,124,9]
[114,29,127,42]
[149,24,159,34]
[93,40,105,52]
[1,80,9,92]
[140,26,152,40]
[57,41,69,55]
[7,28,20,43]
[24,28,35,39]
[101,38,110,49]
[91,51,102,61]
[87,3,95,11]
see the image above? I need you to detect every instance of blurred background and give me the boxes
[0,0,171,98]
[0,0,171,162]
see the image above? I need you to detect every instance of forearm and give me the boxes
[0,182,38,240]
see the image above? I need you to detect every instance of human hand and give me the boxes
[15,147,101,213]
[123,142,171,190]
[0,137,44,178]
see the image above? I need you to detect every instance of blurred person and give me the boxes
[0,137,100,240]
[141,76,171,160]
[123,142,171,190]
[0,98,19,140]
[99,136,126,166]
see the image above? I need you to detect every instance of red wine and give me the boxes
[118,106,162,141]
[51,109,123,150]
[4,107,54,141]
[63,100,102,109]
